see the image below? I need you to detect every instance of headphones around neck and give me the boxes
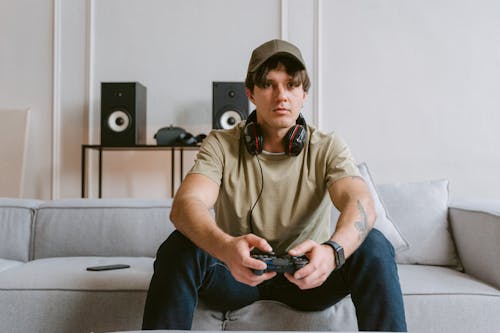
[242,110,308,156]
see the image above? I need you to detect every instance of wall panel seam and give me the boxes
[85,0,96,197]
[280,0,288,40]
[313,0,322,129]
[52,0,62,199]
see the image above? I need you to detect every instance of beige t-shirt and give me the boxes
[188,122,360,254]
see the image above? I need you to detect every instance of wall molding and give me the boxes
[87,0,96,146]
[51,0,62,199]
[313,0,322,129]
[280,0,288,40]
[83,0,96,197]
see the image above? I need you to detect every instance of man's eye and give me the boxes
[263,82,272,88]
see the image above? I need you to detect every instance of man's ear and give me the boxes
[245,88,255,104]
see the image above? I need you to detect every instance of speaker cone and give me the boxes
[107,110,131,133]
[219,110,242,129]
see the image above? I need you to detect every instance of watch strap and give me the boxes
[322,240,345,270]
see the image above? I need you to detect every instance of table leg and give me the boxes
[81,146,86,198]
[180,148,184,184]
[98,147,103,198]
[171,147,175,197]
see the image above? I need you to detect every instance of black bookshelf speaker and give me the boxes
[212,82,249,129]
[100,82,147,146]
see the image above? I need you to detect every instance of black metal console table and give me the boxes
[81,144,200,198]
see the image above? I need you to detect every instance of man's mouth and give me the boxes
[273,107,290,113]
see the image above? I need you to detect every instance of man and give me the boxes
[142,39,407,331]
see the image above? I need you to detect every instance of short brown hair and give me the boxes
[245,55,311,93]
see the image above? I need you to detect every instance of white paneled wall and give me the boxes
[321,0,500,200]
[0,0,53,199]
[1,0,499,200]
[89,0,284,198]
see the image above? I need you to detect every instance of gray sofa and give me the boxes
[1,173,499,332]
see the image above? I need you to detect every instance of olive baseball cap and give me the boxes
[247,39,306,73]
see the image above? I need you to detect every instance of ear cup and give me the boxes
[242,110,263,155]
[283,113,307,156]
[284,124,307,156]
[243,122,263,155]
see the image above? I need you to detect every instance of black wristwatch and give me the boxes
[322,240,345,270]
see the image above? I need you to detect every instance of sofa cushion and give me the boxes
[0,256,224,333]
[1,258,497,333]
[398,264,500,295]
[449,203,500,290]
[0,257,153,290]
[33,199,174,259]
[0,289,147,333]
[0,256,152,333]
[331,163,409,252]
[219,265,499,332]
[398,264,500,333]
[221,298,357,331]
[377,180,459,266]
[0,198,41,261]
[0,259,23,273]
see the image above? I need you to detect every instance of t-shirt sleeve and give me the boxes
[325,133,361,188]
[187,131,224,186]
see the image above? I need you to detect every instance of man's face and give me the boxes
[246,64,308,133]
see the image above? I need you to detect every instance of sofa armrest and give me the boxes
[449,201,500,290]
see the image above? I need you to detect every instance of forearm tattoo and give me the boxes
[354,200,369,241]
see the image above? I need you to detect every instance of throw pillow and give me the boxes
[331,163,410,253]
[377,179,459,267]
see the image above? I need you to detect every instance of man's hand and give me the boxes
[284,240,336,289]
[219,233,277,286]
[171,174,275,286]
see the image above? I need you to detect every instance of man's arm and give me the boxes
[170,173,275,285]
[170,173,228,257]
[286,176,376,289]
[327,176,377,259]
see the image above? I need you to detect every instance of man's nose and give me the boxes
[275,84,288,101]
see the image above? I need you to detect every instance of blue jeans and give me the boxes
[142,229,407,331]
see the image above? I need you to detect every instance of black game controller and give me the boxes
[251,250,309,275]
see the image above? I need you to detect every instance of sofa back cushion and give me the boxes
[0,198,41,261]
[377,179,459,267]
[33,199,174,259]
